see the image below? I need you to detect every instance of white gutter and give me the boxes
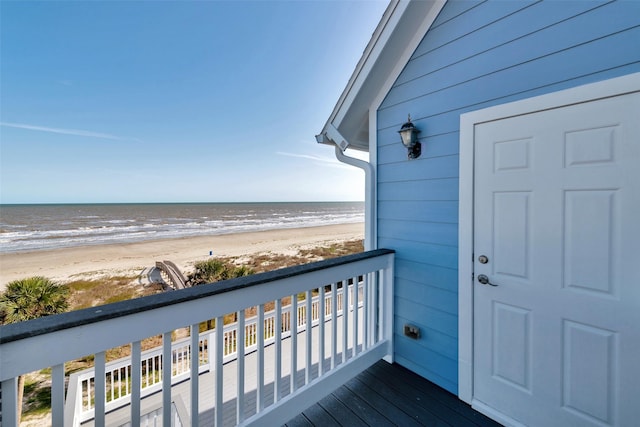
[317,125,376,251]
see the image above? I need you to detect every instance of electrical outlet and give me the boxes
[404,324,420,339]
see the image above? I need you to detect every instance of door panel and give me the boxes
[473,91,640,426]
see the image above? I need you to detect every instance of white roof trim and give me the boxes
[319,0,446,152]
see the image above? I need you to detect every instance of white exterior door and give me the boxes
[472,91,640,426]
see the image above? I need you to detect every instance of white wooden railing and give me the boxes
[66,285,356,424]
[0,249,394,427]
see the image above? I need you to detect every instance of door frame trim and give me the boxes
[457,72,640,405]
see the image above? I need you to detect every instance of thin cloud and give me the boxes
[0,121,139,142]
[276,151,355,170]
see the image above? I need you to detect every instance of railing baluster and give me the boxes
[132,341,141,426]
[274,298,282,403]
[2,377,18,426]
[331,281,337,369]
[95,351,106,427]
[342,280,349,363]
[305,290,312,384]
[162,332,172,427]
[190,324,200,427]
[237,310,245,423]
[215,315,224,427]
[291,294,298,392]
[52,363,64,425]
[257,304,265,412]
[319,285,325,376]
[364,273,370,350]
[354,278,359,357]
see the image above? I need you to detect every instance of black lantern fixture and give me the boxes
[398,114,421,159]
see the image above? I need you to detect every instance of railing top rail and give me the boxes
[0,249,393,344]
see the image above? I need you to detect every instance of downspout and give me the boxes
[318,125,376,251]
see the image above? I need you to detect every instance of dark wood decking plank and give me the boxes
[384,362,502,427]
[356,369,452,427]
[285,413,314,427]
[332,384,398,427]
[317,393,369,427]
[344,376,424,427]
[369,362,499,427]
[299,401,342,426]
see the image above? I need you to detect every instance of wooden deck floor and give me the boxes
[285,360,503,427]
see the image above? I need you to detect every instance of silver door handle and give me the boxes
[478,274,498,286]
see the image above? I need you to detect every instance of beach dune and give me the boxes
[0,223,363,290]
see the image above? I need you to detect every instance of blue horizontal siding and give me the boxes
[376,0,640,392]
[395,313,458,358]
[429,0,482,29]
[380,25,640,129]
[411,0,538,61]
[394,354,457,395]
[397,0,609,86]
[378,200,458,223]
[395,259,458,293]
[378,178,459,202]
[396,277,458,315]
[396,295,457,338]
[378,154,459,182]
[379,237,457,269]
[378,219,458,246]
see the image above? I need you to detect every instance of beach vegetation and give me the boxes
[0,276,69,324]
[190,259,256,285]
[67,276,163,310]
[0,276,69,424]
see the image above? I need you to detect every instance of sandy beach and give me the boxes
[0,223,363,290]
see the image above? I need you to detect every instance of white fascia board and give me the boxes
[322,0,401,137]
[370,0,446,113]
[320,0,445,151]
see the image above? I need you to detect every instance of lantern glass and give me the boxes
[400,128,415,147]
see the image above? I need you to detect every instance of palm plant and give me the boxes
[0,276,69,423]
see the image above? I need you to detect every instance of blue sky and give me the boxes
[0,0,387,204]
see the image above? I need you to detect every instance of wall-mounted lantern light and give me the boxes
[398,115,421,159]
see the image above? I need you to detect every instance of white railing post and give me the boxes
[305,290,312,385]
[318,285,325,376]
[331,281,337,369]
[342,280,349,364]
[274,298,282,402]
[291,294,298,392]
[94,351,106,427]
[162,331,172,427]
[1,377,18,427]
[215,316,224,427]
[237,310,245,423]
[257,304,265,412]
[190,324,200,427]
[131,340,142,426]
[382,255,395,362]
[52,363,65,426]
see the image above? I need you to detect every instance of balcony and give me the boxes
[1,249,500,427]
[1,249,395,426]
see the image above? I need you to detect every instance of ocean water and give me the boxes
[0,202,364,254]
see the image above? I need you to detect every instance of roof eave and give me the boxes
[318,0,445,152]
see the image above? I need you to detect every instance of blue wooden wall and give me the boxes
[376,0,640,394]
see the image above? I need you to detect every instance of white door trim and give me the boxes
[457,72,640,405]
